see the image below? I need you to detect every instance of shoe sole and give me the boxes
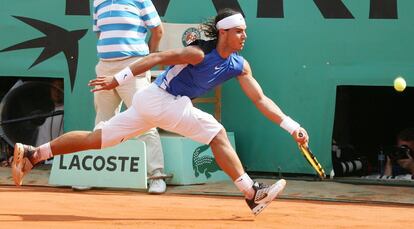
[72,186,92,191]
[148,191,166,195]
[12,143,24,186]
[252,179,287,216]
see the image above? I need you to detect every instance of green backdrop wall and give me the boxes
[1,0,413,175]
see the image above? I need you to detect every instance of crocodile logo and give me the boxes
[192,144,222,179]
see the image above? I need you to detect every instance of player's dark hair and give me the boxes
[397,128,414,142]
[200,8,242,39]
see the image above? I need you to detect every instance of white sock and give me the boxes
[234,173,254,199]
[33,143,53,164]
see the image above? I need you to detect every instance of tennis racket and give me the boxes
[298,133,326,179]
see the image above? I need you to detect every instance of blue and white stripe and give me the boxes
[157,64,188,90]
[93,0,161,59]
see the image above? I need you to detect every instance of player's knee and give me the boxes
[210,128,227,146]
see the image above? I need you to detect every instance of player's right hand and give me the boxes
[89,75,119,92]
[293,128,309,146]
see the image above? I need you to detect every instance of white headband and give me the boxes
[216,13,245,30]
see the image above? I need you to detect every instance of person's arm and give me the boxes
[148,24,164,53]
[384,156,393,176]
[236,60,308,144]
[89,46,205,92]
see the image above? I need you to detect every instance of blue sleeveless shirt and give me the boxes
[154,40,245,99]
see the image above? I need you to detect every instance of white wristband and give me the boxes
[114,67,134,85]
[280,116,300,135]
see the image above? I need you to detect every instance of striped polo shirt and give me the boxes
[93,0,161,59]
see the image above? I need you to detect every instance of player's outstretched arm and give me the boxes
[237,60,288,124]
[237,60,308,144]
[89,46,205,92]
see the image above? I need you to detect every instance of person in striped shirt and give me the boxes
[92,0,166,194]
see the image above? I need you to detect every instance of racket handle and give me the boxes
[298,132,309,147]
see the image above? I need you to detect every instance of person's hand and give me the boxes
[383,155,393,176]
[88,75,119,92]
[397,153,414,171]
[292,127,309,146]
[385,155,392,165]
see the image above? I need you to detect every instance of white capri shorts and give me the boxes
[99,84,223,148]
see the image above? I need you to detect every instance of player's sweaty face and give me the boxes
[225,26,247,51]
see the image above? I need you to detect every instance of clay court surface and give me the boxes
[1,185,413,229]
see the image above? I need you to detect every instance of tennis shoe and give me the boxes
[245,179,286,216]
[148,178,166,194]
[148,169,167,194]
[12,143,35,186]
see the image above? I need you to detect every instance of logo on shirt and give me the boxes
[213,65,223,75]
[181,27,201,47]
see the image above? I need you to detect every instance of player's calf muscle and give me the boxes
[51,131,101,155]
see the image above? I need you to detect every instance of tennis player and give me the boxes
[12,8,309,215]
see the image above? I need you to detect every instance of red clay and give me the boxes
[0,186,413,229]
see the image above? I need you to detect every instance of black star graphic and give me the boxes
[0,16,87,91]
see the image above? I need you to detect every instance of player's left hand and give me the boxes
[88,75,119,92]
[293,127,309,146]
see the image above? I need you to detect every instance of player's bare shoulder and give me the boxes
[185,39,218,65]
[181,45,205,65]
[239,59,252,78]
